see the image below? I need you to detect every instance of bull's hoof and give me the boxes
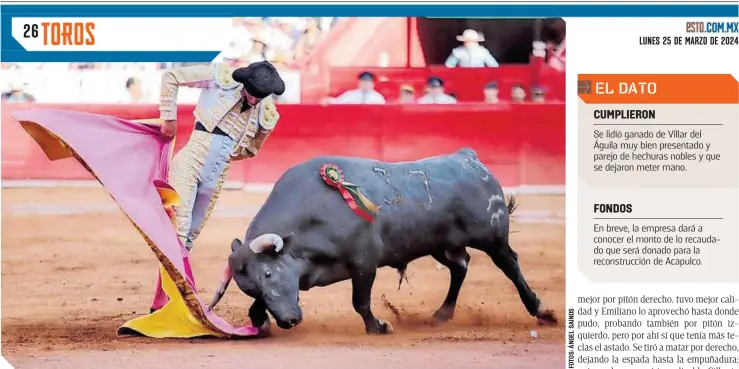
[432,307,454,324]
[536,309,558,326]
[366,320,394,335]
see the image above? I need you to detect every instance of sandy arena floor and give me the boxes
[1,188,565,369]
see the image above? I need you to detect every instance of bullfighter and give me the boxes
[158,61,285,251]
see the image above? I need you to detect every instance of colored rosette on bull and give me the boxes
[319,163,379,223]
[320,163,345,186]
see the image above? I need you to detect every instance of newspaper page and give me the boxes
[0,2,737,369]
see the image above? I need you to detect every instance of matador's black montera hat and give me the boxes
[232,61,286,98]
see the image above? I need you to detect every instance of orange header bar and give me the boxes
[578,74,738,104]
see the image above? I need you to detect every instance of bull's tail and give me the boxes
[506,194,518,215]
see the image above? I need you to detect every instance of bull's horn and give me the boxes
[248,233,284,253]
[207,260,233,311]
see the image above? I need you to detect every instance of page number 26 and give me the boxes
[23,24,39,38]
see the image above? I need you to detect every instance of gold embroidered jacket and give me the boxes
[158,63,280,159]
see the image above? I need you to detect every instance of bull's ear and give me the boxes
[282,232,295,241]
[231,238,243,253]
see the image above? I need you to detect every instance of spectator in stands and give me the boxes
[121,77,146,104]
[511,84,527,103]
[326,71,386,104]
[244,17,265,35]
[294,17,324,60]
[2,80,35,103]
[418,76,457,104]
[483,81,500,104]
[247,37,270,63]
[445,29,499,68]
[265,19,298,60]
[220,18,253,64]
[532,86,546,103]
[271,18,302,45]
[398,84,416,104]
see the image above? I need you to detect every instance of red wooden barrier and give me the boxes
[2,102,564,191]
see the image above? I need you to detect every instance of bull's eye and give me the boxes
[265,270,271,278]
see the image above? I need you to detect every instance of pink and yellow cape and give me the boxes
[12,109,258,339]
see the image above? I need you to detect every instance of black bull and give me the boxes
[208,148,557,335]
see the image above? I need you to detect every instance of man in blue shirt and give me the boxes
[445,29,499,68]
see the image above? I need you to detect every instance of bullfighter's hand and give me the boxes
[160,120,177,138]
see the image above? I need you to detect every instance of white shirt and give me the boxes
[332,89,386,104]
[417,93,457,104]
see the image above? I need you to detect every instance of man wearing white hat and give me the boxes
[445,29,499,68]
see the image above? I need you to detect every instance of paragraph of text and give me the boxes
[568,294,739,368]
[590,222,718,268]
[592,128,721,174]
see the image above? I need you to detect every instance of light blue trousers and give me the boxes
[169,130,236,250]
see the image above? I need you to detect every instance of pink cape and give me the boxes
[12,109,258,338]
